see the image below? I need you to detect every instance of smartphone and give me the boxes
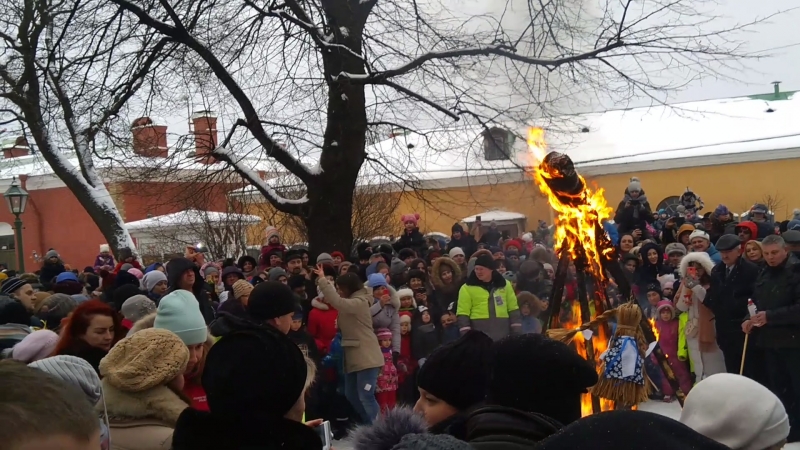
[687,267,697,278]
[476,215,482,221]
[315,420,332,450]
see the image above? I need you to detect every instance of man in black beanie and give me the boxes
[172,326,324,449]
[414,330,493,439]
[484,334,597,426]
[209,280,298,337]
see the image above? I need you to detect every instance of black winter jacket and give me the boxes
[752,255,800,348]
[466,405,562,450]
[705,257,758,336]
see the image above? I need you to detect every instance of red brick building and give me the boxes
[0,112,267,272]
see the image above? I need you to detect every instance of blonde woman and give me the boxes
[744,240,764,264]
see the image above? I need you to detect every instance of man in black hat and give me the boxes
[209,281,299,337]
[447,223,477,258]
[705,234,762,379]
[783,230,800,259]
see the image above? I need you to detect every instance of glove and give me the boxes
[684,277,698,289]
[392,351,400,365]
[397,361,408,373]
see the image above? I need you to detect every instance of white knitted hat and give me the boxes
[680,373,789,450]
[689,229,710,242]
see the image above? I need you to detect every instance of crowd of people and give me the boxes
[0,181,798,449]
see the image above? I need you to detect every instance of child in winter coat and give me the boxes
[321,323,351,439]
[375,328,398,414]
[258,226,287,270]
[93,244,116,273]
[440,305,460,344]
[397,315,418,405]
[412,306,440,365]
[654,300,693,402]
[517,291,543,334]
[397,288,416,318]
[393,213,426,256]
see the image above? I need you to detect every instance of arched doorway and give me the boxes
[656,196,682,216]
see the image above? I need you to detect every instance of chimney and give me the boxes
[3,137,30,159]
[131,117,168,157]
[192,111,218,163]
[389,128,406,138]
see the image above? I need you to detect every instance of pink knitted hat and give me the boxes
[127,268,144,280]
[376,328,392,340]
[401,213,420,226]
[12,330,59,364]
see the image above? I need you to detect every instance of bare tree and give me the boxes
[104,0,773,254]
[0,0,174,255]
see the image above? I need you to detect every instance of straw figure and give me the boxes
[546,302,650,407]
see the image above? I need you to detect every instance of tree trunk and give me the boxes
[304,180,355,256]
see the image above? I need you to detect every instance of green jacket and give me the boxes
[456,271,521,341]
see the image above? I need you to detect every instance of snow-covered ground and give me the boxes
[334,401,799,449]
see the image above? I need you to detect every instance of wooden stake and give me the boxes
[543,241,571,332]
[740,334,750,375]
[576,265,601,415]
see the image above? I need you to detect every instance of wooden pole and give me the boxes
[740,334,750,375]
[576,256,601,415]
[543,241,571,332]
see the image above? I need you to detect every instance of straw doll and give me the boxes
[547,302,650,408]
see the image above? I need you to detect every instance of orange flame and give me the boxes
[526,127,615,415]
[648,318,660,342]
[526,127,613,282]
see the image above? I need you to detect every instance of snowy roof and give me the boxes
[126,209,262,232]
[462,210,526,223]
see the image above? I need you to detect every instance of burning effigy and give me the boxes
[526,128,685,415]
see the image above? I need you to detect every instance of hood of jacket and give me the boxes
[679,252,715,278]
[736,221,758,239]
[431,257,462,290]
[311,298,330,311]
[101,382,189,426]
[366,284,401,310]
[465,269,508,290]
[348,406,427,450]
[166,257,204,294]
[172,408,322,450]
[208,310,273,338]
[0,296,31,326]
[640,242,665,272]
[466,405,562,447]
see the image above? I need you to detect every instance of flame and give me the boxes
[648,318,660,342]
[527,127,615,415]
[526,127,613,281]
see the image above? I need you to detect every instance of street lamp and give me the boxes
[4,177,28,272]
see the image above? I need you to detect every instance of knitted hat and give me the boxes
[202,266,219,277]
[32,291,51,313]
[628,177,642,192]
[714,205,730,217]
[120,295,156,322]
[664,242,687,256]
[397,288,414,299]
[232,279,253,302]
[120,263,134,272]
[268,267,288,281]
[448,247,465,258]
[474,254,495,270]
[248,281,298,321]
[787,220,800,232]
[398,248,416,261]
[37,293,78,331]
[680,373,789,450]
[367,273,388,288]
[400,315,412,324]
[112,284,143,312]
[142,270,167,292]
[29,355,102,405]
[153,290,208,346]
[689,230,710,242]
[417,330,493,410]
[401,213,420,226]
[535,410,731,450]
[100,328,189,393]
[407,269,427,283]
[488,334,597,425]
[646,282,663,296]
[656,300,675,317]
[99,244,110,253]
[316,253,334,265]
[45,250,59,259]
[284,250,303,263]
[658,274,676,291]
[265,225,280,240]
[127,268,144,280]
[376,328,392,340]
[390,258,407,276]
[331,251,345,261]
[12,330,59,363]
[55,272,79,284]
[203,327,306,419]
[1,277,26,296]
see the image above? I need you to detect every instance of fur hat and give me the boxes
[680,373,789,450]
[488,334,598,425]
[100,328,189,392]
[664,243,687,256]
[417,330,493,411]
[203,326,306,419]
[401,213,420,226]
[680,252,715,278]
[397,288,414,300]
[658,274,676,291]
[400,315,412,324]
[628,177,642,193]
[99,244,110,253]
[522,232,533,243]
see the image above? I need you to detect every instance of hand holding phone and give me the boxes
[315,420,332,450]
[687,266,697,279]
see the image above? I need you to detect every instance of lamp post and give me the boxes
[4,177,29,272]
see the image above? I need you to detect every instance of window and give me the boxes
[656,196,682,216]
[483,128,512,161]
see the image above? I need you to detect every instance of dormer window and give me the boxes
[483,128,512,161]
